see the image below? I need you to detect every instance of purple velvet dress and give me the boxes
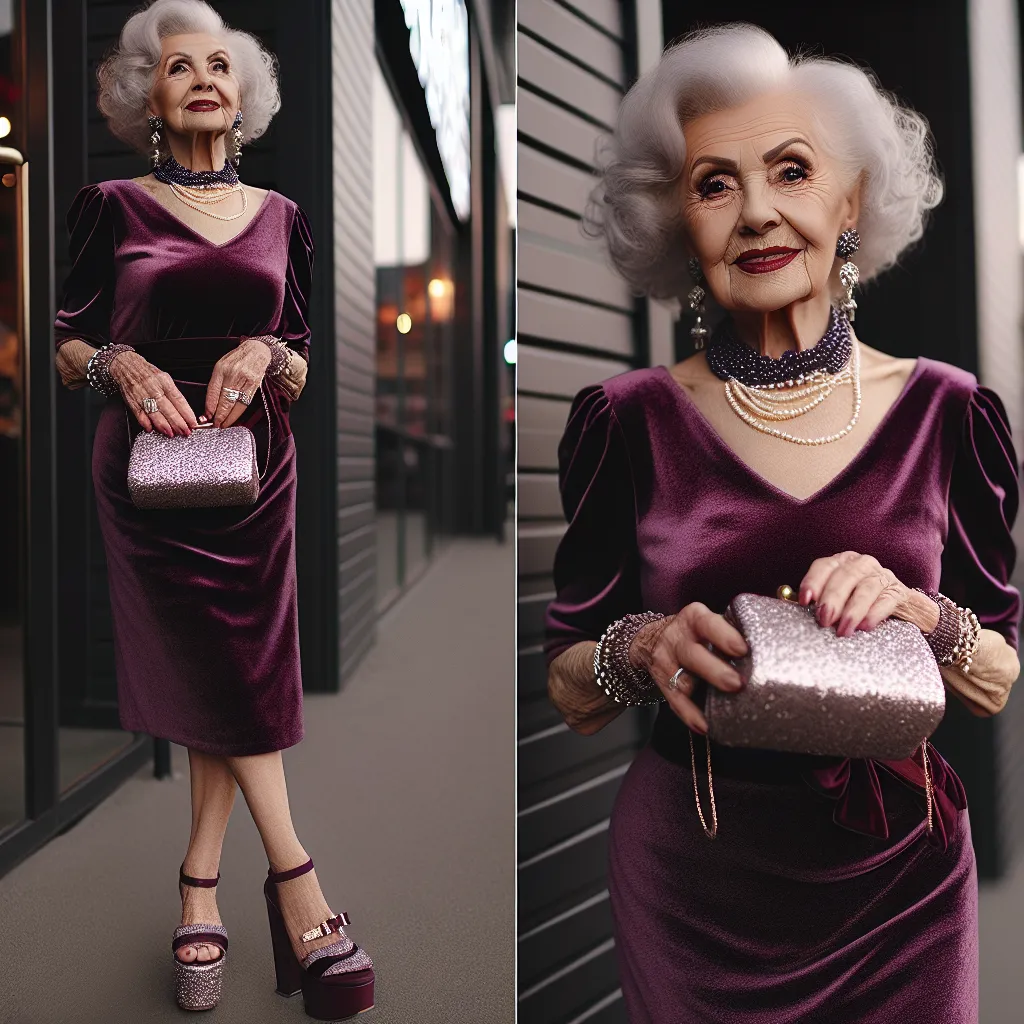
[54,179,315,756]
[546,360,1021,1023]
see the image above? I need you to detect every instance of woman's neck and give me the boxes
[728,295,833,359]
[163,132,229,173]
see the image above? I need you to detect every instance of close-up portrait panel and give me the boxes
[516,2,1024,1023]
[0,2,515,1023]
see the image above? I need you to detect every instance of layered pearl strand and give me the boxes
[710,306,862,446]
[167,181,247,221]
[723,339,861,445]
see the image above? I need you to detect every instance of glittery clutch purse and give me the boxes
[706,588,946,760]
[126,386,270,510]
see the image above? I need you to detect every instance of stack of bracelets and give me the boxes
[912,588,982,673]
[82,337,297,398]
[86,342,136,396]
[593,590,983,707]
[593,612,665,706]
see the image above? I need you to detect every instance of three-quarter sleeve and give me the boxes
[54,184,115,350]
[275,204,314,363]
[544,384,642,664]
[939,384,1022,650]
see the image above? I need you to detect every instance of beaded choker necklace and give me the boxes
[152,155,239,189]
[706,306,852,387]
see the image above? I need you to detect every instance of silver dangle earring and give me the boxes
[836,228,861,322]
[231,110,244,165]
[687,257,709,350]
[147,115,163,167]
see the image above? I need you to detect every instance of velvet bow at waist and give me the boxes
[803,743,967,851]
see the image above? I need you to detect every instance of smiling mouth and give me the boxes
[185,101,220,112]
[735,248,801,274]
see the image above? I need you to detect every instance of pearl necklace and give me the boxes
[168,180,247,222]
[723,339,862,445]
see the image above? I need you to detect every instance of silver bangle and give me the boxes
[86,343,135,397]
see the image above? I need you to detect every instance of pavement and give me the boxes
[0,536,515,1024]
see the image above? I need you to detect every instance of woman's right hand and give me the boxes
[630,602,749,733]
[110,352,199,436]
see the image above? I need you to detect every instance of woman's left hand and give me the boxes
[205,339,272,427]
[798,551,916,637]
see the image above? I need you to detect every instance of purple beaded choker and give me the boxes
[152,155,239,189]
[706,306,852,386]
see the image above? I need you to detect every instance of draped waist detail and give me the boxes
[130,336,244,375]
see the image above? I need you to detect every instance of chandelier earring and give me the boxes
[687,257,709,350]
[836,228,861,323]
[147,115,163,167]
[231,110,244,165]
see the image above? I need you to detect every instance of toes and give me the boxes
[177,945,197,963]
[197,944,212,962]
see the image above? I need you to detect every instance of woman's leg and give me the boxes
[225,750,339,962]
[177,748,238,963]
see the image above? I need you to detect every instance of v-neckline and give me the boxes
[658,357,925,506]
[124,179,275,248]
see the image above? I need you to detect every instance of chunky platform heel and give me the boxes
[173,866,228,1011]
[264,858,375,1020]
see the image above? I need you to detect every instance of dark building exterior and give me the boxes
[0,0,512,878]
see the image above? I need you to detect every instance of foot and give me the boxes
[271,863,349,965]
[177,875,224,964]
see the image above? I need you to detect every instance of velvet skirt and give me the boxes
[90,345,304,756]
[609,727,979,1023]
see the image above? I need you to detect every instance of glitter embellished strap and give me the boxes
[300,912,351,944]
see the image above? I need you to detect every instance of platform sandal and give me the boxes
[172,865,229,1011]
[265,858,375,1021]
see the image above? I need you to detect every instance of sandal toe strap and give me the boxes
[304,941,372,980]
[172,924,229,955]
[300,911,350,943]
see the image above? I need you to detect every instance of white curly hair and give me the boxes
[96,0,280,157]
[583,22,944,302]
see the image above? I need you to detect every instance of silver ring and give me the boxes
[236,390,252,406]
[669,667,689,692]
[142,397,159,414]
[222,387,242,402]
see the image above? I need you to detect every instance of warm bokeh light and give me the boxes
[427,277,454,320]
[503,339,516,365]
[428,277,446,297]
[0,117,11,140]
[1,173,14,188]
[396,313,412,334]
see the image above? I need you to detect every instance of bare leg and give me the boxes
[177,748,237,964]
[226,750,339,962]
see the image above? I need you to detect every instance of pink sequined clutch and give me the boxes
[706,589,946,760]
[126,387,270,510]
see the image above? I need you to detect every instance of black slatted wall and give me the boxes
[516,2,646,1021]
[330,0,378,677]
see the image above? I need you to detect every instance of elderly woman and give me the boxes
[52,1,373,1018]
[547,23,1021,1024]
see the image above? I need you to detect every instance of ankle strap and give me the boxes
[268,857,314,883]
[180,865,220,889]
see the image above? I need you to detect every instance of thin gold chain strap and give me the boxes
[687,733,933,839]
[688,728,718,839]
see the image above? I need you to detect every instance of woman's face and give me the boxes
[680,90,860,313]
[148,32,240,140]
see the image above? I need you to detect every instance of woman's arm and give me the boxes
[55,338,96,390]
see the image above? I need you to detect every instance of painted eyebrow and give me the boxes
[690,137,813,175]
[165,50,230,64]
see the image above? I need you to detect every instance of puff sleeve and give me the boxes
[544,385,643,664]
[274,204,314,363]
[53,185,115,350]
[938,384,1022,651]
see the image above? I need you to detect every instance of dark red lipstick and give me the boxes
[734,246,801,274]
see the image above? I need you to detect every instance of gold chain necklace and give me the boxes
[723,340,862,445]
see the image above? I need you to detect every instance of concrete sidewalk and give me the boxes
[0,537,515,1024]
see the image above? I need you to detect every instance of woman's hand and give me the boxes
[205,339,271,427]
[110,351,198,436]
[797,551,936,636]
[630,603,749,734]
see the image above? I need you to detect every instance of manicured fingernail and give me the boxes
[800,587,811,604]
[694,718,708,735]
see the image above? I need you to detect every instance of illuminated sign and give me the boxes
[399,0,471,221]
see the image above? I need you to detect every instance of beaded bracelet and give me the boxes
[593,612,666,706]
[913,588,982,673]
[242,335,290,377]
[86,343,136,397]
